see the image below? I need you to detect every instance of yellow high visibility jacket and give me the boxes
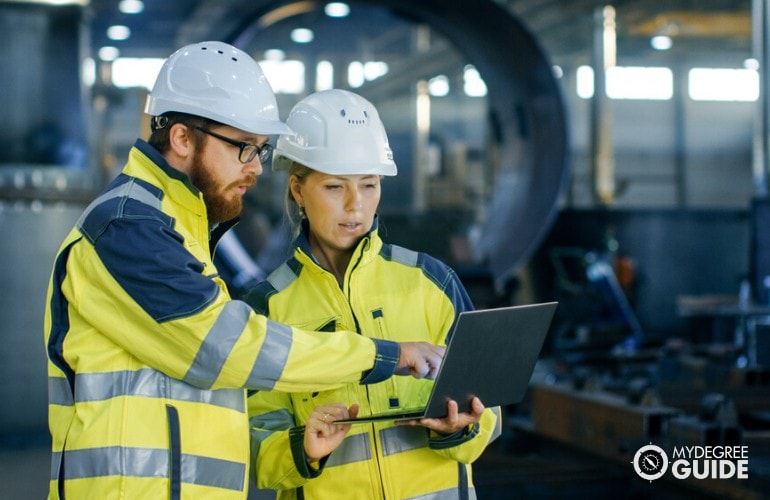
[244,222,502,500]
[43,140,400,499]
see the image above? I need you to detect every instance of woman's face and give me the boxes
[291,171,381,256]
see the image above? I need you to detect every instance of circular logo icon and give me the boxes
[632,444,668,481]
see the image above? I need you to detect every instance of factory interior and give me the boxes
[3,0,770,498]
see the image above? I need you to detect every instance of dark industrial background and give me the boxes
[2,0,769,498]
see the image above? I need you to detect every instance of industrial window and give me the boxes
[110,57,165,89]
[688,68,758,102]
[577,65,673,100]
[258,59,305,94]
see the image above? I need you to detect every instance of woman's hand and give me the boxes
[395,397,484,435]
[304,403,360,462]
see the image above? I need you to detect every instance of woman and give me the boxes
[244,89,500,499]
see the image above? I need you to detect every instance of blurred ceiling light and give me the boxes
[290,28,314,44]
[98,46,120,61]
[325,2,350,18]
[463,65,487,97]
[363,61,388,81]
[650,35,672,51]
[744,58,760,70]
[428,75,450,97]
[552,65,564,79]
[107,25,131,41]
[118,0,144,14]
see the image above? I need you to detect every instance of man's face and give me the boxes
[188,126,265,223]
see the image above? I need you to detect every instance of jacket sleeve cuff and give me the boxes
[289,426,328,478]
[429,422,480,450]
[359,339,399,384]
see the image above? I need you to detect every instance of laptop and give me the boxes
[335,301,557,424]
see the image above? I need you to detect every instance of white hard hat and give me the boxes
[144,41,293,136]
[272,89,397,176]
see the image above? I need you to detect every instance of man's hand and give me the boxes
[395,342,445,380]
[396,397,485,435]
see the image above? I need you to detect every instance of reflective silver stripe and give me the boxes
[326,432,371,467]
[267,262,297,291]
[50,449,62,481]
[48,377,73,406]
[249,408,295,479]
[51,446,245,491]
[76,180,161,230]
[249,408,294,432]
[48,369,244,412]
[184,300,252,389]
[406,487,476,500]
[380,426,428,456]
[246,319,292,390]
[390,245,419,267]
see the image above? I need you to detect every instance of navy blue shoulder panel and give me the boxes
[78,174,220,323]
[380,243,475,335]
[242,280,275,315]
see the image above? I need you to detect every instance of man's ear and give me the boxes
[168,123,194,159]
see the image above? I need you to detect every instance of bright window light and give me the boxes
[577,65,594,98]
[348,61,365,88]
[111,57,164,89]
[290,28,314,44]
[259,59,305,94]
[689,68,759,101]
[325,2,350,17]
[82,57,96,87]
[316,60,334,91]
[463,65,487,97]
[607,66,672,99]
[107,25,131,41]
[428,75,450,97]
[576,65,673,100]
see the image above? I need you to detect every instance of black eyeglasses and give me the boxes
[194,126,272,164]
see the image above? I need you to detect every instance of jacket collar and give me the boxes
[128,139,240,251]
[294,215,382,267]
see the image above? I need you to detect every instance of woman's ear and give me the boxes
[289,174,304,206]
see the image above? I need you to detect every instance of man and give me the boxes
[43,41,444,499]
